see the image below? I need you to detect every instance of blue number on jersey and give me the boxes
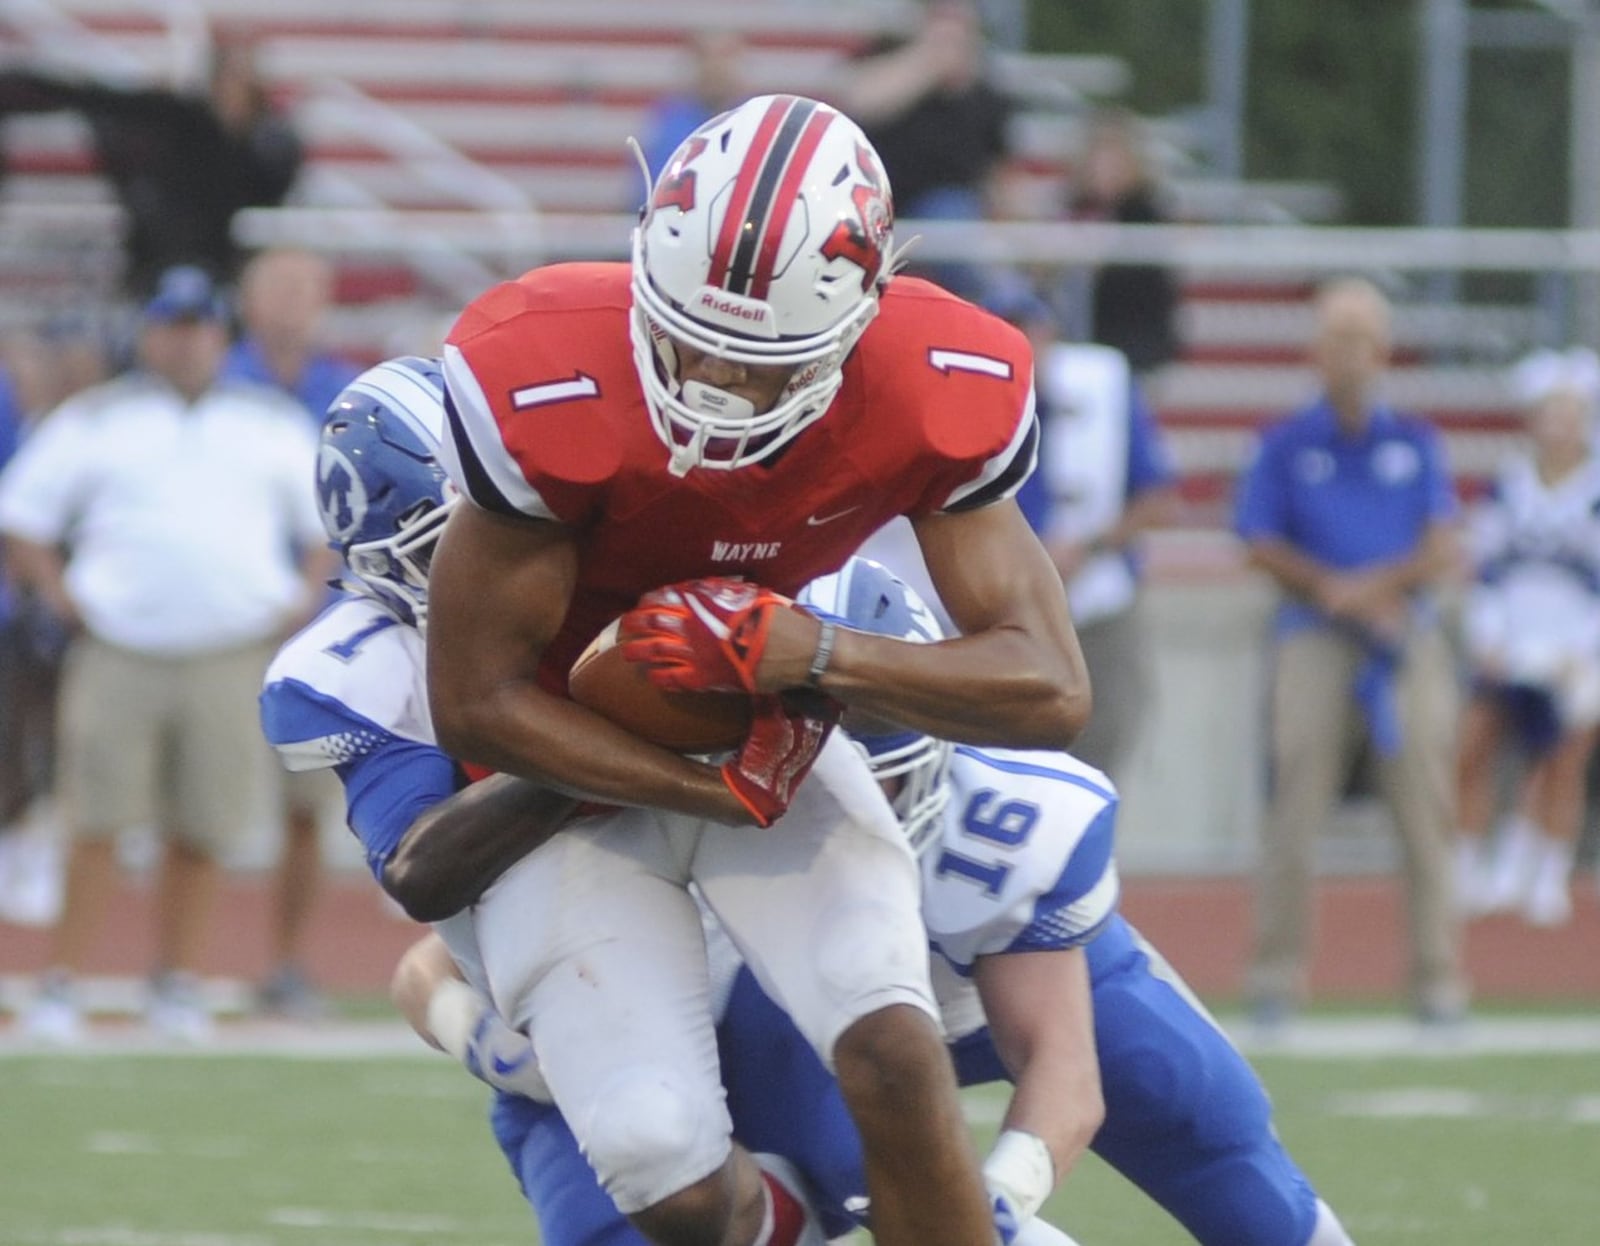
[324,614,399,662]
[934,788,1041,895]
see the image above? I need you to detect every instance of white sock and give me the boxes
[1483,816,1540,910]
[1303,1198,1354,1246]
[1523,835,1576,926]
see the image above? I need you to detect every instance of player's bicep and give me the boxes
[426,500,577,690]
[913,501,1073,642]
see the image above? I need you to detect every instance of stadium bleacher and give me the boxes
[0,0,1532,530]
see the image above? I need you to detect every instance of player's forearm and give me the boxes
[976,950,1103,1189]
[1364,522,1460,598]
[431,680,750,824]
[997,1035,1103,1181]
[815,625,1091,749]
[1244,536,1331,603]
[382,775,582,922]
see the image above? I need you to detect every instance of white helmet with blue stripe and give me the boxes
[798,556,953,855]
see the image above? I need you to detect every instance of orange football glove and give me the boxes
[722,693,841,827]
[620,577,790,694]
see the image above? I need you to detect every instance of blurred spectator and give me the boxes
[224,246,361,1017]
[991,277,1180,780]
[0,266,334,1043]
[1067,109,1181,375]
[0,38,303,296]
[832,0,1012,296]
[227,247,360,419]
[1454,348,1600,927]
[1234,277,1465,1031]
[0,318,110,927]
[640,30,748,177]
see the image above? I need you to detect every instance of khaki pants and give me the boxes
[57,634,278,853]
[1071,602,1152,782]
[1249,624,1465,1011]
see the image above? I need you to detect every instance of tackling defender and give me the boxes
[264,369,1351,1246]
[426,94,1088,1246]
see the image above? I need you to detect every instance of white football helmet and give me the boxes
[798,557,954,856]
[630,93,900,475]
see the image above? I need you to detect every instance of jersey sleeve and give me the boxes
[438,340,562,521]
[1001,802,1120,955]
[259,601,459,881]
[868,282,1041,518]
[260,673,404,772]
[925,748,1122,973]
[939,394,1040,514]
[1233,426,1291,542]
[260,672,460,881]
[0,403,93,544]
[438,268,627,527]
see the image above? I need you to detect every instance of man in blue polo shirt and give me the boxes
[1235,276,1466,1031]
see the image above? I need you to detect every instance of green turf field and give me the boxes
[3,1028,1598,1245]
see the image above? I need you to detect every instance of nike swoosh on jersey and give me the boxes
[807,505,862,526]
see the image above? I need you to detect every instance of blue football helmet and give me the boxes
[798,556,954,855]
[317,356,457,630]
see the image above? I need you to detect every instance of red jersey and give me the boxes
[442,262,1037,686]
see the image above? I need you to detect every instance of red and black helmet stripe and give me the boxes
[707,95,835,302]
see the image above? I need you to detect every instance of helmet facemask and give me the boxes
[852,729,955,857]
[344,491,459,633]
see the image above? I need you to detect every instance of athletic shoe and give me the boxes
[256,964,329,1021]
[19,973,84,1044]
[146,971,214,1044]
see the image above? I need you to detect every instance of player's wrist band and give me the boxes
[983,1129,1056,1229]
[807,619,838,688]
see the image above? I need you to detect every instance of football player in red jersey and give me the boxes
[427,95,1090,1246]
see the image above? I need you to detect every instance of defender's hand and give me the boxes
[621,578,791,693]
[721,693,840,827]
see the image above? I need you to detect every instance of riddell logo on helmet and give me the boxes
[693,292,766,323]
[689,290,778,337]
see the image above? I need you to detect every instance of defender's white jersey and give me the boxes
[922,746,1120,1040]
[259,596,491,991]
[260,595,435,770]
[1464,454,1600,698]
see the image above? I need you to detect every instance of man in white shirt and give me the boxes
[0,265,335,1042]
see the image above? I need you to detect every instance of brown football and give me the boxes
[568,617,752,754]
